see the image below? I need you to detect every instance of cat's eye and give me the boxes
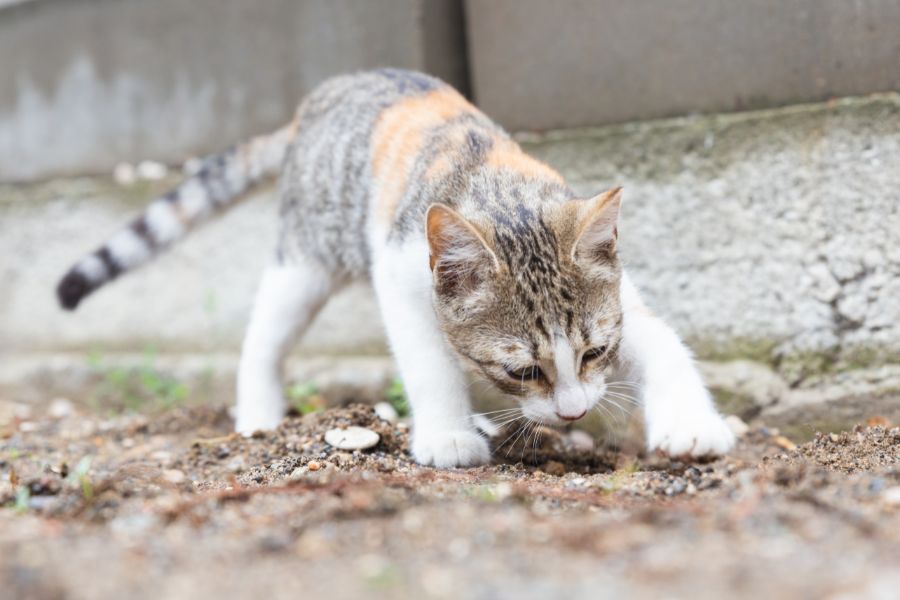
[582,346,608,364]
[505,365,545,381]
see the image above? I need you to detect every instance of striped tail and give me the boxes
[56,122,297,310]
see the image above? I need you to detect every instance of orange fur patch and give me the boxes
[486,140,564,183]
[371,89,476,225]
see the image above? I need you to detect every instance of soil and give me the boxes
[2,404,898,600]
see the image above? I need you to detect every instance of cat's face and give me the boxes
[427,188,623,425]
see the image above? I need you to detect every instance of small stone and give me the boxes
[866,416,891,427]
[567,429,595,451]
[396,422,410,432]
[772,435,797,451]
[113,162,136,185]
[136,160,168,180]
[307,461,321,472]
[665,479,687,496]
[324,426,380,451]
[162,469,186,484]
[543,461,566,477]
[493,482,513,500]
[373,402,399,423]
[565,477,587,489]
[725,415,750,438]
[882,486,900,507]
[330,452,353,465]
[227,456,246,473]
[48,398,75,419]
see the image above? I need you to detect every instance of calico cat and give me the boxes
[57,68,735,467]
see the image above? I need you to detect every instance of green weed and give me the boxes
[88,348,188,414]
[385,378,409,417]
[287,382,325,415]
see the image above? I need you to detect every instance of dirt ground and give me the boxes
[2,402,898,600]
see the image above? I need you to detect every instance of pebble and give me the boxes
[307,461,321,472]
[772,435,798,451]
[113,162,136,185]
[324,426,380,451]
[373,402,399,423]
[725,415,750,438]
[542,461,566,477]
[136,160,168,180]
[330,452,353,465]
[882,486,900,507]
[162,469,186,484]
[48,398,75,419]
[665,479,687,496]
[567,429,595,451]
[227,456,247,473]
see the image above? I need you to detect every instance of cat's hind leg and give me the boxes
[235,259,338,434]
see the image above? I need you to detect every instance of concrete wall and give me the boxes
[0,0,467,181]
[466,0,900,130]
[4,0,900,180]
[3,95,899,429]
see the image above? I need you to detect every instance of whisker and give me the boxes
[504,419,532,457]
[605,391,641,406]
[494,417,527,452]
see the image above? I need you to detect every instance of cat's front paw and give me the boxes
[647,409,736,458]
[412,429,491,468]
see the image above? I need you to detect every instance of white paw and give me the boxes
[647,409,736,458]
[412,429,492,468]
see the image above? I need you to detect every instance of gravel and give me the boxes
[1,403,898,600]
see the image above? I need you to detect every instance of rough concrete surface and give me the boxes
[466,0,900,130]
[2,94,898,428]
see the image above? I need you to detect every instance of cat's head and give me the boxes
[426,187,624,425]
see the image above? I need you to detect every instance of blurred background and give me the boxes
[1,0,899,437]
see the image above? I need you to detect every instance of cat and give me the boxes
[56,68,735,467]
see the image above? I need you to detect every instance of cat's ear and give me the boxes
[426,204,499,296]
[571,187,622,263]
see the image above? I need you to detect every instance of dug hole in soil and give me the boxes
[2,402,899,600]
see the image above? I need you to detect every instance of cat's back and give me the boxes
[278,69,493,271]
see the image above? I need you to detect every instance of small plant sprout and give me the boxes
[87,347,189,413]
[14,486,30,514]
[385,378,409,417]
[287,382,325,415]
[67,456,94,501]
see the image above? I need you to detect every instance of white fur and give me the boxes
[235,262,338,435]
[520,333,607,425]
[372,241,490,467]
[177,179,212,220]
[107,228,151,268]
[551,333,591,419]
[146,201,185,244]
[76,254,108,282]
[616,272,735,456]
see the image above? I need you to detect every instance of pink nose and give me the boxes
[556,410,587,421]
